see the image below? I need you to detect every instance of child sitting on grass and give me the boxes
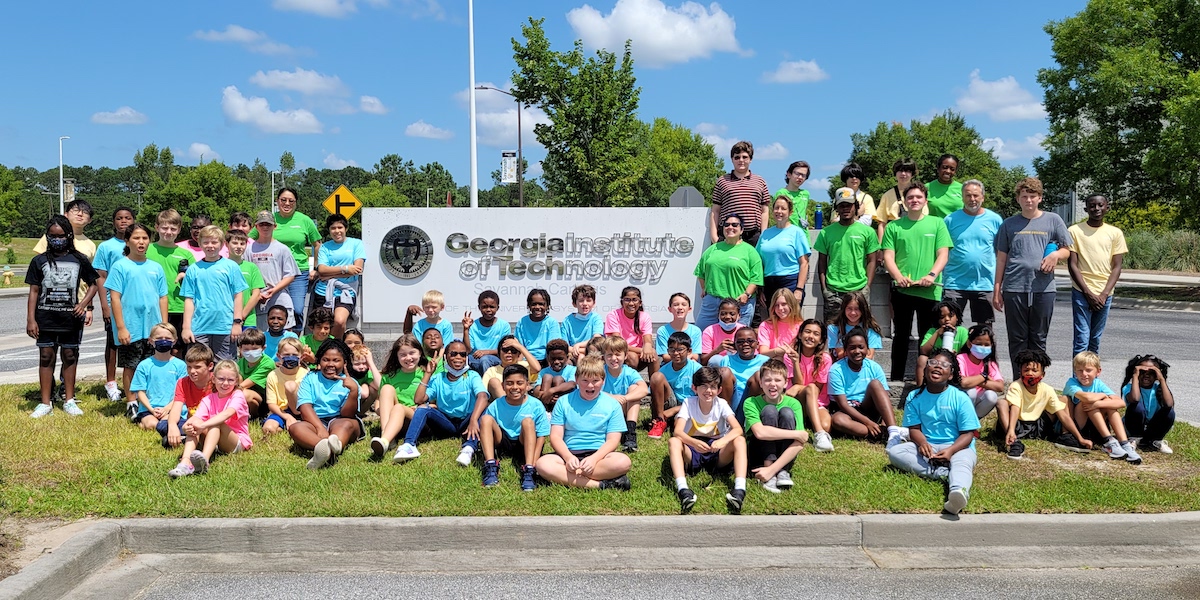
[396,340,489,466]
[372,334,424,461]
[647,332,700,440]
[956,324,1004,420]
[668,366,747,514]
[789,319,834,453]
[262,337,307,436]
[480,365,550,491]
[130,324,188,438]
[600,336,649,453]
[532,338,576,409]
[292,339,362,470]
[163,344,215,450]
[535,356,631,490]
[561,284,603,363]
[235,328,275,418]
[1122,354,1176,455]
[827,328,902,443]
[1063,351,1141,464]
[741,359,808,494]
[348,343,381,415]
[168,359,252,477]
[1002,348,1093,460]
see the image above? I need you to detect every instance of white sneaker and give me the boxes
[30,403,52,418]
[762,477,781,494]
[370,437,387,459]
[62,398,84,416]
[814,431,835,453]
[327,434,343,457]
[456,445,475,467]
[775,469,794,489]
[886,427,909,449]
[307,438,332,470]
[1152,440,1174,455]
[1102,437,1127,460]
[104,381,122,402]
[944,488,969,515]
[392,442,420,463]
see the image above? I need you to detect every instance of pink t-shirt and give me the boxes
[796,352,832,407]
[604,308,653,348]
[701,323,744,357]
[957,353,1002,393]
[194,389,253,450]
[758,319,802,376]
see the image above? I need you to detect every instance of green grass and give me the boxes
[0,238,38,269]
[1,383,1198,518]
[1114,286,1200,303]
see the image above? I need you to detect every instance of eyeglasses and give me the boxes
[928,359,954,368]
[621,297,639,303]
[446,350,469,358]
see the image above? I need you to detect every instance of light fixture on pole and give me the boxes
[58,136,70,215]
[467,0,479,208]
[475,85,523,207]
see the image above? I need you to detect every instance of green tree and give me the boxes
[0,165,23,242]
[839,112,1028,217]
[510,18,642,206]
[353,180,410,208]
[1037,0,1200,228]
[280,151,295,186]
[151,161,255,225]
[631,118,725,207]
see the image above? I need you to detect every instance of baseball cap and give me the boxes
[832,187,858,206]
[255,210,276,225]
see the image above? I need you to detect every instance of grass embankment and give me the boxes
[1,383,1197,518]
[1115,286,1200,303]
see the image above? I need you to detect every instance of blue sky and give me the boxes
[2,0,1084,199]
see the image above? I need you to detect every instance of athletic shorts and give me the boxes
[686,441,729,475]
[117,340,153,370]
[36,328,83,349]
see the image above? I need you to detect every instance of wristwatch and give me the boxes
[233,318,244,325]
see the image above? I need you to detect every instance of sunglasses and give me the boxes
[446,350,469,358]
[723,222,741,228]
[500,347,521,354]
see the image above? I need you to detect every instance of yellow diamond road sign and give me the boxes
[322,185,362,219]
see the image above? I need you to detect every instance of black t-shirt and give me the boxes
[25,252,99,331]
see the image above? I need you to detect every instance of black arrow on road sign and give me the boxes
[334,194,354,216]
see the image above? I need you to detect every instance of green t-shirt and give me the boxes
[237,355,276,388]
[926,180,964,219]
[920,326,969,352]
[300,333,329,362]
[234,260,265,328]
[252,211,320,267]
[693,241,764,299]
[146,243,195,314]
[775,188,811,228]
[813,221,879,293]
[742,395,806,438]
[381,369,421,407]
[881,216,953,301]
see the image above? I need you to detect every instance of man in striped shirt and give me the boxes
[709,141,772,246]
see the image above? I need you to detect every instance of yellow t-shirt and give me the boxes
[1068,223,1127,295]
[265,366,309,411]
[873,187,929,224]
[1005,381,1066,421]
[482,362,538,393]
[854,191,877,224]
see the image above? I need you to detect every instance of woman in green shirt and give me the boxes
[255,188,321,332]
[694,213,765,331]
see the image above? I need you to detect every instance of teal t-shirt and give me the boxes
[179,258,249,335]
[514,316,562,361]
[104,258,168,344]
[560,312,603,346]
[828,358,888,404]
[298,370,352,418]
[660,359,702,401]
[693,241,765,299]
[882,216,953,301]
[655,323,703,355]
[813,221,879,293]
[902,386,979,447]
[756,225,812,277]
[550,390,626,452]
[602,365,643,396]
[426,371,487,419]
[1063,377,1115,404]
[484,396,551,439]
[468,319,512,354]
[942,209,1003,292]
[725,353,769,410]
[130,356,189,408]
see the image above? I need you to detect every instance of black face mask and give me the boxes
[348,367,367,379]
[280,356,301,369]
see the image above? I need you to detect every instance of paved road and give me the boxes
[0,294,109,385]
[134,568,1200,600]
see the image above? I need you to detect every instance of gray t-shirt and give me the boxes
[248,239,300,325]
[994,212,1072,293]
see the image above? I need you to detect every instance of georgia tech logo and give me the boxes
[380,225,433,280]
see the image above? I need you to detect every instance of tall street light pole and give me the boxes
[58,136,70,214]
[271,171,281,212]
[475,86,523,207]
[467,0,479,208]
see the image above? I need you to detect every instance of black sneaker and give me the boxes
[599,474,631,491]
[622,431,638,453]
[1007,440,1025,460]
[1054,434,1090,453]
[678,488,697,514]
[725,488,746,514]
[125,402,139,423]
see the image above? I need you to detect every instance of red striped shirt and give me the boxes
[712,171,771,230]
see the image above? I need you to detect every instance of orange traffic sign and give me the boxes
[322,185,362,219]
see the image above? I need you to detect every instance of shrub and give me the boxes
[1124,229,1200,272]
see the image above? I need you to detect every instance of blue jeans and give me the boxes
[1071,289,1112,355]
[696,293,755,332]
[469,353,500,375]
[1124,402,1175,444]
[403,406,479,451]
[287,270,310,333]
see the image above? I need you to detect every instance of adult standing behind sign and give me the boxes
[755,194,811,325]
[694,213,764,331]
[709,141,771,246]
[942,180,1003,325]
[252,188,320,333]
[248,211,299,331]
[314,214,366,340]
[926,154,964,219]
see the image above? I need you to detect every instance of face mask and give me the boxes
[280,356,301,369]
[153,339,175,353]
[48,238,69,251]
[446,364,471,378]
[241,349,263,362]
[719,321,738,333]
[348,367,367,379]
[1022,374,1043,388]
[969,345,992,359]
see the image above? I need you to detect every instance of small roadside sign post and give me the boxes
[322,185,362,219]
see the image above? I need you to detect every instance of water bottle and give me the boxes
[1043,241,1058,257]
[815,209,824,230]
[941,329,955,350]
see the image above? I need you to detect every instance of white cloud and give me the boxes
[91,106,147,125]
[396,0,445,19]
[567,0,745,68]
[804,177,832,200]
[982,133,1047,161]
[360,95,388,114]
[956,69,1047,122]
[191,24,302,55]
[250,68,347,96]
[456,82,549,148]
[762,59,828,84]
[185,143,221,162]
[755,142,789,160]
[694,123,787,161]
[221,86,323,134]
[273,0,358,17]
[405,120,453,140]
[323,153,358,168]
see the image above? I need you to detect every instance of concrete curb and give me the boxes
[8,513,1200,600]
[1112,296,1199,312]
[0,287,28,299]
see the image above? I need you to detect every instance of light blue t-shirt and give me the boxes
[515,316,562,361]
[130,356,188,408]
[1122,382,1162,417]
[484,395,551,439]
[298,371,353,418]
[603,365,643,396]
[539,364,577,382]
[415,318,455,345]
[902,386,979,448]
[313,238,366,297]
[550,390,627,452]
[179,258,249,335]
[469,319,512,354]
[559,312,603,346]
[943,209,1004,292]
[755,224,812,277]
[426,370,486,419]
[655,323,703,356]
[1063,377,1115,405]
[725,353,769,410]
[828,358,888,405]
[104,258,167,344]
[264,330,299,362]
[827,324,884,350]
[660,359,702,401]
[92,236,126,308]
